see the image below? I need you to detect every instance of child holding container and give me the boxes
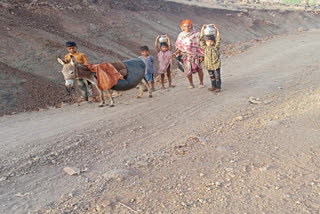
[200,24,222,92]
[155,34,175,89]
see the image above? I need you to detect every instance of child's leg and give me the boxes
[77,79,88,101]
[187,74,194,88]
[84,80,95,98]
[207,70,217,91]
[151,74,155,89]
[144,74,152,91]
[161,73,165,88]
[167,69,175,88]
[214,68,221,90]
[197,68,204,86]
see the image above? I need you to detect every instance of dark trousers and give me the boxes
[208,68,221,89]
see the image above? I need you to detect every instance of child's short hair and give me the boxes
[66,41,77,47]
[204,35,216,42]
[160,42,169,48]
[140,46,149,51]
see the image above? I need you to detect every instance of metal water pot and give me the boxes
[158,35,168,43]
[204,25,216,36]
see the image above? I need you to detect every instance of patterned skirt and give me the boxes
[181,53,202,76]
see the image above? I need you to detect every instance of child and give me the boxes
[155,35,175,89]
[200,24,221,92]
[64,41,96,101]
[139,46,155,91]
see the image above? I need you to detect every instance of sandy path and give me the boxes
[0,30,320,213]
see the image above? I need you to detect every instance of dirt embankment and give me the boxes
[1,0,320,115]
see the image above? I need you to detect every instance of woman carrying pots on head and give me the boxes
[172,19,204,89]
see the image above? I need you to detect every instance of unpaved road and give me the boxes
[1,30,320,213]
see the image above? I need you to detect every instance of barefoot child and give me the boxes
[139,46,155,91]
[155,35,175,89]
[64,41,96,101]
[200,24,222,92]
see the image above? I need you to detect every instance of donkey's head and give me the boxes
[57,56,77,88]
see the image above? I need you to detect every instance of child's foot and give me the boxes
[198,84,204,89]
[169,85,175,88]
[215,89,221,92]
[161,86,165,89]
[79,97,88,102]
[90,97,99,103]
[188,85,194,89]
[208,87,216,91]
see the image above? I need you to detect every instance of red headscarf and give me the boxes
[180,19,193,28]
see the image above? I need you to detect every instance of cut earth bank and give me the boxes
[1,0,320,114]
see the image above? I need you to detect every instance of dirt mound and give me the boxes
[0,62,73,115]
[0,0,320,115]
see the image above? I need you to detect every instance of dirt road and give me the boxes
[1,30,320,213]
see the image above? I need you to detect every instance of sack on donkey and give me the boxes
[112,58,146,91]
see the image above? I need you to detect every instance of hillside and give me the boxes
[1,0,320,115]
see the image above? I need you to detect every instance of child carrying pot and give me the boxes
[200,24,222,92]
[155,35,175,89]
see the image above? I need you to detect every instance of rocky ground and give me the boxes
[1,29,320,213]
[166,0,320,11]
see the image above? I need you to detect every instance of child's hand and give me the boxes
[212,24,218,29]
[165,34,169,38]
[201,25,206,35]
[156,35,161,39]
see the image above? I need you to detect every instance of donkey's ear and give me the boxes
[57,57,65,65]
[70,56,76,66]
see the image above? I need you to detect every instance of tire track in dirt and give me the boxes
[1,30,320,213]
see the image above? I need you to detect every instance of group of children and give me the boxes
[138,24,221,92]
[138,34,175,90]
[63,24,221,101]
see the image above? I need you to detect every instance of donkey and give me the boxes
[57,56,152,107]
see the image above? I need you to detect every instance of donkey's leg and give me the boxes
[136,82,144,99]
[112,90,121,98]
[98,90,105,107]
[142,78,152,98]
[86,77,105,107]
[105,89,114,107]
